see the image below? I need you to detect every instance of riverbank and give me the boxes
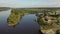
[7,8,60,34]
[37,9,60,34]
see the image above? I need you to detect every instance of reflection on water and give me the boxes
[0,10,11,34]
[0,10,42,34]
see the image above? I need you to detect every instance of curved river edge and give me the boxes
[0,9,43,34]
[7,9,60,34]
[7,9,44,34]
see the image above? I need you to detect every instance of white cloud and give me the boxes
[0,0,60,8]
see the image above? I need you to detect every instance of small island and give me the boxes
[7,9,24,26]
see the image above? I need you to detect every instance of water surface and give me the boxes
[0,10,42,34]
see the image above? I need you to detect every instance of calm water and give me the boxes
[0,10,42,34]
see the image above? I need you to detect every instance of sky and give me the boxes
[0,0,60,8]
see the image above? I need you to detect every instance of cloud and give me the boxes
[0,0,60,7]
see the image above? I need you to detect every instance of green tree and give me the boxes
[56,30,60,34]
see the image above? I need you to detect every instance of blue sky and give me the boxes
[0,0,60,8]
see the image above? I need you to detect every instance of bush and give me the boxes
[56,30,60,34]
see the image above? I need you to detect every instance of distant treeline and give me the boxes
[0,7,10,11]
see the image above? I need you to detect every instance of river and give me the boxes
[0,10,43,34]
